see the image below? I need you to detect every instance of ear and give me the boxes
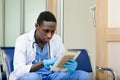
[35,23,39,29]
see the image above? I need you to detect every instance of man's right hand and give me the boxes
[43,57,57,67]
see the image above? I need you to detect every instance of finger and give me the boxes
[64,63,75,68]
[69,59,76,63]
[64,62,73,65]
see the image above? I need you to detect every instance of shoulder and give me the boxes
[16,29,35,42]
[49,34,63,46]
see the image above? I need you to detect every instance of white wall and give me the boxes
[108,42,120,80]
[108,0,120,27]
[5,0,21,46]
[0,0,4,46]
[1,0,46,46]
[63,0,96,79]
[108,0,120,80]
[24,0,46,33]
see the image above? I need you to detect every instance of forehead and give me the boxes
[41,21,56,29]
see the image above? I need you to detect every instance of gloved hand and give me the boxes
[64,59,78,75]
[43,57,57,67]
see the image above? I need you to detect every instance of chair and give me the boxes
[69,49,117,80]
[0,47,15,80]
[0,47,117,80]
[0,59,6,80]
[68,49,93,80]
[75,49,93,72]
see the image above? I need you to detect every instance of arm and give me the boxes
[50,34,65,57]
[30,57,57,72]
[30,62,44,72]
[12,36,33,78]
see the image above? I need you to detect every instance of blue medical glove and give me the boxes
[64,59,78,75]
[43,57,57,67]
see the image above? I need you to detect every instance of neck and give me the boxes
[35,30,45,48]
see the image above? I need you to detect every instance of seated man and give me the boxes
[9,11,90,80]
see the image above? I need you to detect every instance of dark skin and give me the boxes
[30,21,56,72]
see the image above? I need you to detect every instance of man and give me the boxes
[9,11,90,80]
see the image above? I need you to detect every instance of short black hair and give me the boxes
[37,11,56,25]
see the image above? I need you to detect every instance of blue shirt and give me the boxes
[32,43,52,75]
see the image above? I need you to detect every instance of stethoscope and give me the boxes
[32,30,51,59]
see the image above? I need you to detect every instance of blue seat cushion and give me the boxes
[1,47,15,73]
[75,49,93,72]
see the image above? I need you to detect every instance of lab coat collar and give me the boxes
[27,29,36,43]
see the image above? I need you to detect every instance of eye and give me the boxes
[43,29,49,33]
[51,30,55,33]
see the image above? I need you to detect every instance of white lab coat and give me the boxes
[9,29,65,80]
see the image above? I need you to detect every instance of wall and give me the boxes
[0,0,4,46]
[24,0,46,33]
[0,0,46,47]
[63,0,96,79]
[108,0,120,80]
[5,0,21,46]
[96,0,120,79]
[108,43,120,80]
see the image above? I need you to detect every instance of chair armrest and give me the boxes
[96,66,117,80]
[0,64,7,80]
[0,64,4,72]
[0,64,3,79]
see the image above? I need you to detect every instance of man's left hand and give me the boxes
[64,59,78,75]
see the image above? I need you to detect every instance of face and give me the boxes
[35,21,56,43]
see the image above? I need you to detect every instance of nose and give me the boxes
[47,32,52,39]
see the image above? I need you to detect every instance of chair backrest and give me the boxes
[69,49,93,72]
[0,47,15,75]
[0,48,92,76]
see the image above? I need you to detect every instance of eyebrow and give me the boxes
[42,28,55,33]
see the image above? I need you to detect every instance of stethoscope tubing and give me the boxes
[32,30,51,59]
